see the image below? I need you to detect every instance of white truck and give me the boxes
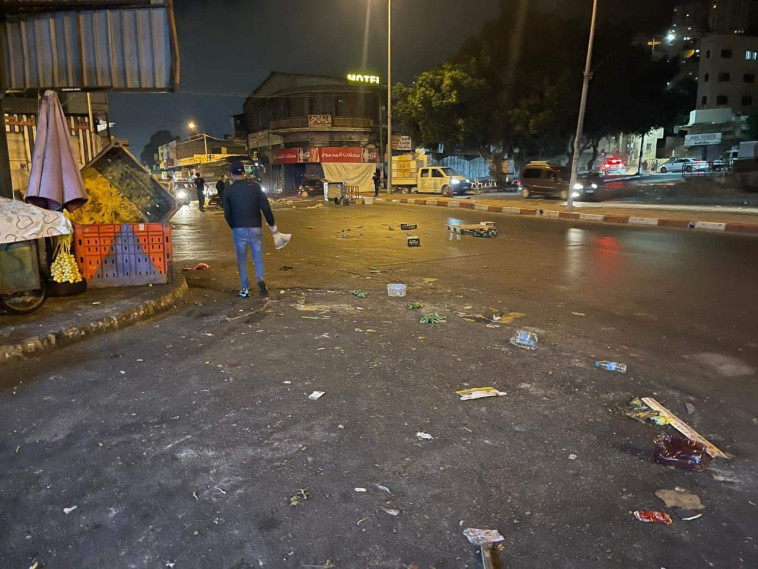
[390,153,471,196]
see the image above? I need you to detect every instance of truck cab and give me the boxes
[417,166,470,196]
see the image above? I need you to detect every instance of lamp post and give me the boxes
[567,0,599,211]
[188,121,209,158]
[386,0,392,193]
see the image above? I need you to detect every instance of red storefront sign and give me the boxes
[272,147,379,165]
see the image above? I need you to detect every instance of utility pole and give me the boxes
[386,0,392,194]
[567,0,599,211]
[0,15,14,198]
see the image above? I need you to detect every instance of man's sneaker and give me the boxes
[239,288,250,298]
[257,280,269,298]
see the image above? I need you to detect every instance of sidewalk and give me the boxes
[386,195,758,235]
[0,271,188,366]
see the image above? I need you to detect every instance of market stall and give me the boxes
[0,197,72,313]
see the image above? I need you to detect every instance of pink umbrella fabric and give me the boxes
[25,90,88,212]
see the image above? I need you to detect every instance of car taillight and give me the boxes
[298,185,303,189]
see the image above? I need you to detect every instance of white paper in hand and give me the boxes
[273,232,291,250]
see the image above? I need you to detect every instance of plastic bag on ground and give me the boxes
[653,434,712,472]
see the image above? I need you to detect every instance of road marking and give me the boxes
[579,213,605,222]
[629,217,659,225]
[693,221,726,231]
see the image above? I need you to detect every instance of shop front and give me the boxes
[273,147,379,195]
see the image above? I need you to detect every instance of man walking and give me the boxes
[194,172,206,212]
[373,169,381,197]
[223,161,277,298]
[216,175,226,203]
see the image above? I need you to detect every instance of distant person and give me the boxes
[216,176,226,203]
[223,161,277,298]
[373,170,381,197]
[194,172,206,212]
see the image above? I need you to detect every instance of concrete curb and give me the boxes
[387,198,758,236]
[0,277,190,366]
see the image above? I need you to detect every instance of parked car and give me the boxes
[299,178,326,197]
[520,162,598,200]
[659,157,709,173]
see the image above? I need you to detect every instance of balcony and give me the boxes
[270,116,373,132]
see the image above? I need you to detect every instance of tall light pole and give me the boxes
[567,0,599,211]
[188,121,208,158]
[386,0,392,193]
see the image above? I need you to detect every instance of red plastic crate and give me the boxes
[73,223,173,287]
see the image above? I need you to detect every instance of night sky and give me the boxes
[109,0,673,156]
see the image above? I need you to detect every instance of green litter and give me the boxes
[350,290,367,298]
[420,312,446,325]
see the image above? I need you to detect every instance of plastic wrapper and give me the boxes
[633,510,673,525]
[653,434,711,472]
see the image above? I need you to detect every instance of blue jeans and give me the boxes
[232,227,264,289]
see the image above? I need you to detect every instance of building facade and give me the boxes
[158,135,247,178]
[236,72,383,192]
[697,34,758,112]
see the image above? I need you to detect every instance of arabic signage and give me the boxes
[272,147,379,165]
[346,73,381,85]
[685,133,722,147]
[392,135,413,151]
[308,114,333,128]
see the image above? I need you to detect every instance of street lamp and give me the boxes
[187,120,208,158]
[567,0,599,211]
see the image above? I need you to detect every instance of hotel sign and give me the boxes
[347,73,381,85]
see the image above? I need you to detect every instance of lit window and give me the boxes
[746,51,758,61]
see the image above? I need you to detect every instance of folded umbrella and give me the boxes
[25,90,88,212]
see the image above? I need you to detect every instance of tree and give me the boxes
[141,130,178,171]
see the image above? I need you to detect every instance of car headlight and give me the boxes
[176,191,188,199]
[591,183,598,189]
[465,178,470,183]
[572,191,582,198]
[573,183,584,190]
[451,179,460,185]
[261,186,267,193]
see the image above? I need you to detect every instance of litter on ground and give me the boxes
[456,387,506,401]
[510,330,539,350]
[655,488,705,510]
[308,391,326,401]
[653,434,712,472]
[420,313,446,325]
[595,360,628,373]
[463,528,505,546]
[416,431,433,440]
[633,511,673,525]
[381,507,400,516]
[349,290,367,298]
[182,262,211,271]
[643,397,728,459]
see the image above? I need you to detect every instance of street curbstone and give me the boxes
[0,276,189,366]
[383,196,758,235]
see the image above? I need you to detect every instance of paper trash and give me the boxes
[456,387,506,401]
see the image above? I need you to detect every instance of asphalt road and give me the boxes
[1,201,757,568]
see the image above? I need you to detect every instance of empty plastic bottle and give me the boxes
[595,360,627,373]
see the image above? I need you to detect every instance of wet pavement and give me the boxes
[1,201,757,568]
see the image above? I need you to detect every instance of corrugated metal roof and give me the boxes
[2,3,179,92]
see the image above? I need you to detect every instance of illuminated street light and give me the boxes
[187,121,208,157]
